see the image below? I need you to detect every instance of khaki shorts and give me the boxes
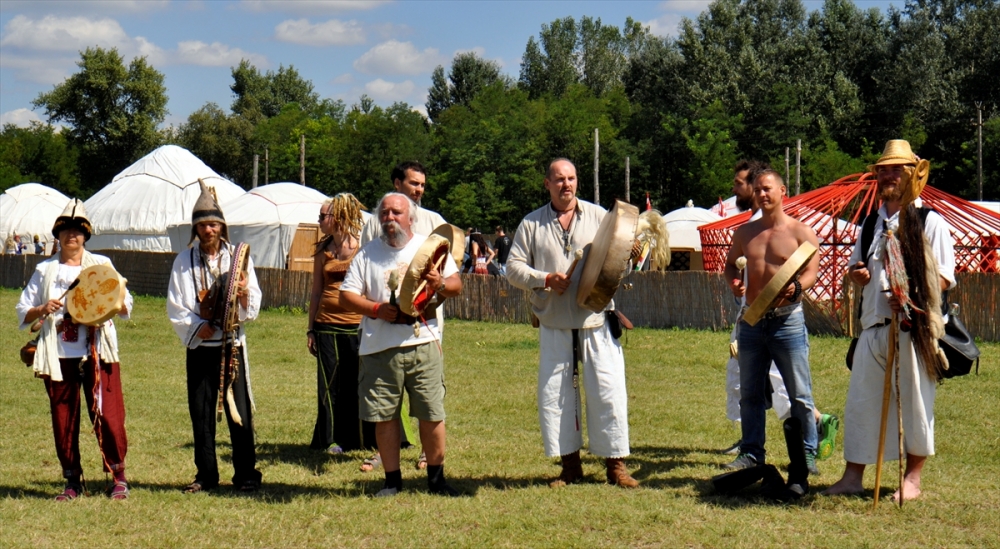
[359,342,445,422]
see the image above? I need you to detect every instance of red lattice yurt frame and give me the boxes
[698,172,1000,331]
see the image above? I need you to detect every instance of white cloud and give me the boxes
[647,0,713,37]
[274,18,365,46]
[0,1,169,15]
[0,108,42,127]
[331,73,354,84]
[242,0,390,14]
[363,78,415,102]
[371,22,411,40]
[353,40,445,75]
[0,52,75,84]
[175,41,267,67]
[0,15,163,60]
[645,15,685,37]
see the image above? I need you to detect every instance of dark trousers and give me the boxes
[186,344,260,487]
[310,323,375,451]
[45,358,128,478]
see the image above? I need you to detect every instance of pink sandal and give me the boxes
[55,483,82,501]
[109,481,129,500]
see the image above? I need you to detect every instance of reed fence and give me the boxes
[2,251,996,341]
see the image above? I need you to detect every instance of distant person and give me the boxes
[306,193,374,455]
[15,199,133,500]
[494,226,512,275]
[51,239,60,256]
[470,231,496,275]
[462,227,473,273]
[340,192,463,497]
[13,234,25,254]
[167,180,262,494]
[3,234,15,254]
[34,235,44,254]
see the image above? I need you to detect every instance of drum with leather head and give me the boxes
[577,200,640,313]
[742,241,817,326]
[399,234,452,318]
[67,264,128,326]
[430,223,466,270]
[220,242,251,333]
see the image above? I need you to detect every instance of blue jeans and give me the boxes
[737,308,817,462]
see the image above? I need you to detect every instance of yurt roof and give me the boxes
[0,183,70,243]
[84,145,245,236]
[224,182,328,226]
[662,205,721,251]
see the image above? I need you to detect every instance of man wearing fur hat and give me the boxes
[825,140,955,502]
[16,199,134,500]
[167,181,263,493]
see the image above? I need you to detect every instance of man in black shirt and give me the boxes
[493,225,512,275]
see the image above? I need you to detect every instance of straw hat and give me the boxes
[51,199,92,241]
[867,139,918,173]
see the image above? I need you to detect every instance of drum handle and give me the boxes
[30,278,80,333]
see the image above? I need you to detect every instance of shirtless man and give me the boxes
[721,169,822,476]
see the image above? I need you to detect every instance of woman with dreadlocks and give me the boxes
[825,140,955,502]
[307,193,376,454]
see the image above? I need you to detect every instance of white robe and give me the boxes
[167,242,261,406]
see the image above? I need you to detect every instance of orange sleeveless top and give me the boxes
[315,249,362,325]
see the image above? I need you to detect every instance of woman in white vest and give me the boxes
[15,199,133,501]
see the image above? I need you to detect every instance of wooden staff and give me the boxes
[29,278,80,332]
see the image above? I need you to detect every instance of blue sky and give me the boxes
[0,0,900,129]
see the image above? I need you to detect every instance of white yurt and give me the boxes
[0,183,71,254]
[84,145,245,252]
[207,182,328,269]
[662,202,722,270]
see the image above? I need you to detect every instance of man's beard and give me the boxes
[735,194,753,212]
[380,221,409,248]
[879,183,903,202]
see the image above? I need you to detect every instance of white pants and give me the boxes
[844,324,936,464]
[538,324,630,458]
[725,323,791,423]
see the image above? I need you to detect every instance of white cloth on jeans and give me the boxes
[725,319,791,423]
[844,324,936,463]
[538,323,630,458]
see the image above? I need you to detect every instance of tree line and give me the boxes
[2,0,997,230]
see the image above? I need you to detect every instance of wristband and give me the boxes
[790,280,802,302]
[372,303,380,318]
[306,329,315,336]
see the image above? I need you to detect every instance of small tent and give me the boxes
[85,145,245,252]
[661,203,721,270]
[191,182,329,269]
[0,183,70,254]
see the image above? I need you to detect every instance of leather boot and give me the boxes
[606,458,639,488]
[549,451,584,488]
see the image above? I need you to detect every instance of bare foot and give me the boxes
[822,477,864,496]
[892,478,922,502]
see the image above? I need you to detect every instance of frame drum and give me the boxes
[576,200,640,313]
[67,264,127,326]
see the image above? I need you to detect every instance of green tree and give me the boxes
[176,103,255,187]
[32,47,167,193]
[231,60,319,123]
[426,52,509,122]
[0,123,81,195]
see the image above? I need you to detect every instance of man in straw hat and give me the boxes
[506,158,640,489]
[340,192,462,497]
[824,140,955,502]
[167,180,263,493]
[722,169,823,479]
[16,199,134,500]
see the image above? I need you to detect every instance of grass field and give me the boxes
[1,288,998,548]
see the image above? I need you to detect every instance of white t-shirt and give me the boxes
[341,233,459,356]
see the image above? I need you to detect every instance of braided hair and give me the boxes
[314,193,366,255]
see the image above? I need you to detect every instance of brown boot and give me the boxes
[549,451,584,488]
[606,458,639,488]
